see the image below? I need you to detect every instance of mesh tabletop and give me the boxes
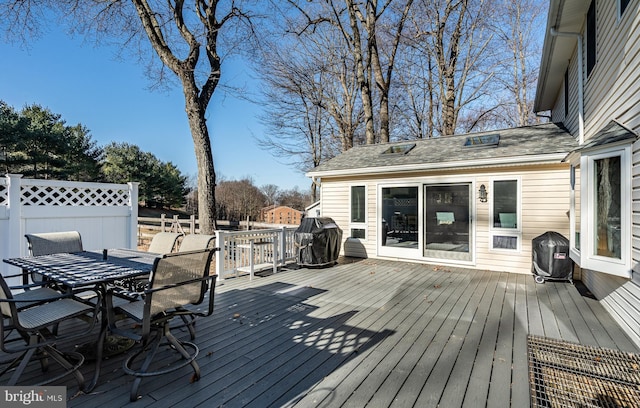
[3,249,156,288]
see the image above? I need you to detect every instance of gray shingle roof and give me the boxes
[308,123,578,177]
[575,120,637,151]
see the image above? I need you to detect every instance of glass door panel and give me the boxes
[424,183,472,261]
[381,187,418,249]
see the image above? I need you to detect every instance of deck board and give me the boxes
[1,258,638,408]
[510,273,532,408]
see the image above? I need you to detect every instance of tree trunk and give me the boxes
[346,0,376,144]
[184,98,217,234]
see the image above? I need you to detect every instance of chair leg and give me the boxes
[7,348,36,385]
[42,345,85,390]
[128,331,164,402]
[178,314,197,340]
[164,326,200,381]
[124,325,201,401]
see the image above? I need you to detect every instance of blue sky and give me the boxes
[1,26,310,191]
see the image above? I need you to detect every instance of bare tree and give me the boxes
[285,0,414,144]
[491,0,545,127]
[394,43,437,139]
[406,0,496,136]
[256,40,331,202]
[255,12,363,201]
[216,178,265,221]
[1,0,255,234]
[261,184,280,207]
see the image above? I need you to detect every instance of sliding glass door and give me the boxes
[423,183,472,261]
[380,186,419,250]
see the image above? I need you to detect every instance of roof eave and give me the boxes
[306,153,570,179]
[534,0,590,112]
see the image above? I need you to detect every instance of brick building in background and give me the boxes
[260,205,303,225]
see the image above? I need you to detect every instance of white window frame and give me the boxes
[569,164,581,262]
[377,183,422,259]
[618,0,631,20]
[349,184,367,240]
[489,176,522,252]
[578,144,632,277]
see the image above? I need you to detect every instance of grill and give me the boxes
[528,335,640,407]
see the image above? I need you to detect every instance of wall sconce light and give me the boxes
[479,184,488,202]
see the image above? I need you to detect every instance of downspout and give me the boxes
[550,27,585,144]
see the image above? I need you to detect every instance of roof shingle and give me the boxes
[308,123,578,176]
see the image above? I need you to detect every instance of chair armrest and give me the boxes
[1,286,101,305]
[144,275,218,318]
[142,275,216,296]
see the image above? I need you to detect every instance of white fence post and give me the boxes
[128,182,139,250]
[279,226,287,266]
[7,174,23,258]
[215,230,225,282]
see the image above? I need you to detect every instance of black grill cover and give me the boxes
[295,217,343,266]
[532,231,572,280]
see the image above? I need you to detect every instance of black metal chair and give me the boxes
[114,231,183,296]
[0,275,100,389]
[24,231,84,287]
[106,249,217,401]
[0,231,84,319]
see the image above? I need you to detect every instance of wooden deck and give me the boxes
[4,258,639,407]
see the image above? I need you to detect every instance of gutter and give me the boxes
[550,27,585,144]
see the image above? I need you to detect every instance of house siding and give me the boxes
[548,0,640,347]
[584,0,640,136]
[552,47,580,135]
[319,165,570,275]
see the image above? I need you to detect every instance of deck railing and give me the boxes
[215,227,297,281]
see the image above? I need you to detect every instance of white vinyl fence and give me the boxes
[1,174,139,283]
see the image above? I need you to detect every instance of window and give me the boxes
[381,186,418,249]
[490,179,520,251]
[577,145,632,277]
[594,156,621,259]
[587,1,596,77]
[570,165,581,257]
[564,69,569,118]
[463,134,500,149]
[381,143,415,155]
[350,185,366,239]
[619,0,631,17]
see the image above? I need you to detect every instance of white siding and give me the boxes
[584,0,640,137]
[319,165,570,275]
[551,47,581,135]
[549,1,640,348]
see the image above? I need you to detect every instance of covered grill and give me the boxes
[532,231,573,283]
[294,217,343,267]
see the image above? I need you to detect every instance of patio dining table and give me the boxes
[3,248,158,392]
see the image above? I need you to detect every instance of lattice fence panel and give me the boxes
[0,181,7,206]
[21,185,130,206]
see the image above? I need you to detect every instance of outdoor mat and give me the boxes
[76,335,135,361]
[527,335,640,407]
